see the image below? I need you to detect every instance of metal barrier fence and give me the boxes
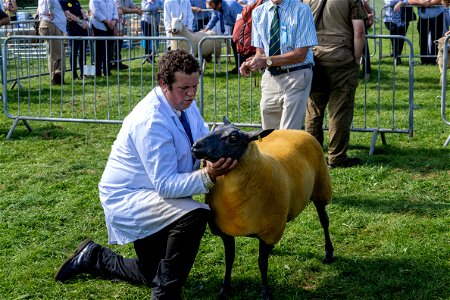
[1,35,193,139]
[439,35,450,147]
[378,4,448,63]
[2,34,415,155]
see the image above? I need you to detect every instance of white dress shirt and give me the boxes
[163,0,194,36]
[90,0,119,31]
[38,0,67,33]
[99,86,210,245]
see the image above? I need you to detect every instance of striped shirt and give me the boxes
[252,0,317,68]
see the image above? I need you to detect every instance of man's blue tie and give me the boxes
[180,111,194,145]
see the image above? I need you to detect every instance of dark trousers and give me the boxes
[417,13,444,64]
[91,208,210,300]
[384,21,410,59]
[92,26,114,76]
[113,40,123,63]
[361,27,371,76]
[67,26,88,78]
[141,20,158,55]
[306,60,359,165]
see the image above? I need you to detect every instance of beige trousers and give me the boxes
[39,20,65,80]
[260,68,313,130]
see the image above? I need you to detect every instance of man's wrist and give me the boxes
[201,168,215,189]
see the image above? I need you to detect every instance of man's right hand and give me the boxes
[204,158,238,180]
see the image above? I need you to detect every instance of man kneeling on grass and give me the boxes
[54,49,237,300]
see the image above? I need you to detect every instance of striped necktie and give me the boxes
[269,5,280,58]
[268,5,280,73]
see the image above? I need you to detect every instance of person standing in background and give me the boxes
[112,0,142,70]
[90,0,118,77]
[141,0,163,64]
[60,0,89,80]
[203,0,243,73]
[305,0,367,168]
[38,0,67,85]
[409,0,446,65]
[190,0,210,32]
[383,0,416,65]
[3,0,17,22]
[240,0,317,130]
[163,0,194,45]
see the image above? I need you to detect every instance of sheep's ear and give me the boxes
[179,12,183,20]
[222,116,232,125]
[247,129,275,142]
[171,12,174,18]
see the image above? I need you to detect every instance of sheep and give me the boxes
[169,14,222,72]
[191,117,334,300]
[435,36,450,85]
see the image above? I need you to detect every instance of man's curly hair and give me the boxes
[157,49,201,89]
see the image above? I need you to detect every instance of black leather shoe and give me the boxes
[118,63,129,70]
[54,239,98,282]
[328,157,362,169]
[229,67,238,74]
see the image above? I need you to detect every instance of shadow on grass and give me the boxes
[184,255,449,299]
[364,144,449,172]
[0,121,87,140]
[333,194,449,217]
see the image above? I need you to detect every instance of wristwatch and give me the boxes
[266,57,273,67]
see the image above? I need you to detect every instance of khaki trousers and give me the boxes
[305,61,359,165]
[260,67,313,130]
[39,20,65,80]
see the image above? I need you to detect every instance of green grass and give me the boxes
[1,36,450,300]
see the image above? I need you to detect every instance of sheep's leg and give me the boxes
[258,239,274,300]
[313,201,334,263]
[219,233,235,300]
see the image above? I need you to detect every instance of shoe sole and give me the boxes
[54,238,93,281]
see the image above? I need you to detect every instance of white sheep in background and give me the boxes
[192,117,334,300]
[169,14,222,72]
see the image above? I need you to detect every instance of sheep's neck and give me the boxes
[228,142,272,185]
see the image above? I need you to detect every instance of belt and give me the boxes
[268,64,312,76]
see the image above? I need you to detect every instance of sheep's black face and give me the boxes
[192,117,275,163]
[192,125,251,163]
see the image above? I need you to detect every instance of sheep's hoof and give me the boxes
[323,250,335,264]
[261,286,272,300]
[219,283,231,300]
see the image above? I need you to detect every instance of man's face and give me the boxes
[161,71,200,111]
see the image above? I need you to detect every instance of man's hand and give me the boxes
[240,55,265,77]
[106,19,117,30]
[240,60,252,77]
[204,158,238,180]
